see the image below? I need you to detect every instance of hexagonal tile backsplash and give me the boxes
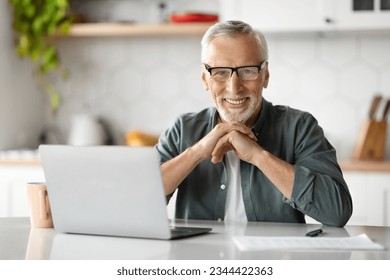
[53,32,390,160]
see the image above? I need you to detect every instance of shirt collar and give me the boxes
[251,98,269,138]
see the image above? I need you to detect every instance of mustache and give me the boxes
[217,95,249,100]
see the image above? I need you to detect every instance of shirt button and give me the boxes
[220,184,226,190]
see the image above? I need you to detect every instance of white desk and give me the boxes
[0,217,389,260]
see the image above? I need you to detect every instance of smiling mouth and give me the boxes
[224,98,248,105]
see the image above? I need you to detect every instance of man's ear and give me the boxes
[263,63,270,89]
[201,67,209,91]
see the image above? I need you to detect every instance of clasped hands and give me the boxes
[194,122,262,165]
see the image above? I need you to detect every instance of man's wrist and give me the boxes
[186,145,206,165]
[251,145,267,169]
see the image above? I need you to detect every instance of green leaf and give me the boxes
[32,18,43,35]
[40,61,57,74]
[58,20,72,35]
[55,0,68,9]
[16,45,27,57]
[50,92,61,112]
[41,46,55,63]
[54,9,66,22]
[17,35,29,56]
[19,34,29,49]
[25,4,35,18]
[45,83,61,112]
[47,24,57,35]
[30,48,40,61]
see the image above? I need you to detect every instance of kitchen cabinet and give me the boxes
[219,0,390,33]
[332,0,390,31]
[219,0,331,33]
[340,160,390,172]
[344,172,390,226]
[0,163,44,217]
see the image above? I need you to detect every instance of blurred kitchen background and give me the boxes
[1,0,390,225]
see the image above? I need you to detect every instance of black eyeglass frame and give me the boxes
[203,60,267,80]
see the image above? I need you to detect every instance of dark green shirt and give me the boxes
[156,99,353,226]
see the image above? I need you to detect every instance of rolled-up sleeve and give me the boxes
[287,114,353,227]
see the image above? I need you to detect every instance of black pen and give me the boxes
[305,228,323,237]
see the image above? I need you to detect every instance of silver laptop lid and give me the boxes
[39,145,172,239]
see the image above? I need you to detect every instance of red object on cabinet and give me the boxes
[169,13,219,23]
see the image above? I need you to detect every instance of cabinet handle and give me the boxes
[325,17,333,24]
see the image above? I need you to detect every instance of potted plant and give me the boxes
[8,0,74,113]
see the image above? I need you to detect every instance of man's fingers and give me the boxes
[202,123,257,163]
[214,123,257,141]
[211,135,233,163]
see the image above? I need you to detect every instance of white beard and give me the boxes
[215,96,260,124]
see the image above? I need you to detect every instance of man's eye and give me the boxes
[213,70,229,76]
[242,69,256,75]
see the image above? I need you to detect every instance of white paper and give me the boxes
[233,234,385,251]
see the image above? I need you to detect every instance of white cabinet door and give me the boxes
[366,173,390,226]
[0,165,45,217]
[344,172,390,226]
[219,0,331,32]
[332,0,390,31]
[344,173,372,226]
[219,0,390,32]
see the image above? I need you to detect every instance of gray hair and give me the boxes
[201,20,268,62]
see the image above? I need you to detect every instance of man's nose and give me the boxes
[226,71,243,93]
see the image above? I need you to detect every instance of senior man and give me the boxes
[156,20,352,227]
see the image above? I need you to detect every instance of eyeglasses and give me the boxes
[204,60,267,82]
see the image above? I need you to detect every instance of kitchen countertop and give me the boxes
[0,150,41,165]
[339,160,390,172]
[1,149,390,172]
[1,217,389,260]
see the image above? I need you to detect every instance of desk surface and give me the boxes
[1,217,389,260]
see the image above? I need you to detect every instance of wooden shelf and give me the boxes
[2,158,390,172]
[340,161,390,172]
[64,22,215,37]
[0,159,41,166]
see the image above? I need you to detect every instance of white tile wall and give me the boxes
[51,31,390,161]
[2,0,389,160]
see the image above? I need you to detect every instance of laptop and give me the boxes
[38,145,211,239]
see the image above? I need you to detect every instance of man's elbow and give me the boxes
[322,207,353,227]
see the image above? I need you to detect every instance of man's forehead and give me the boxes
[208,33,256,46]
[204,34,262,66]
